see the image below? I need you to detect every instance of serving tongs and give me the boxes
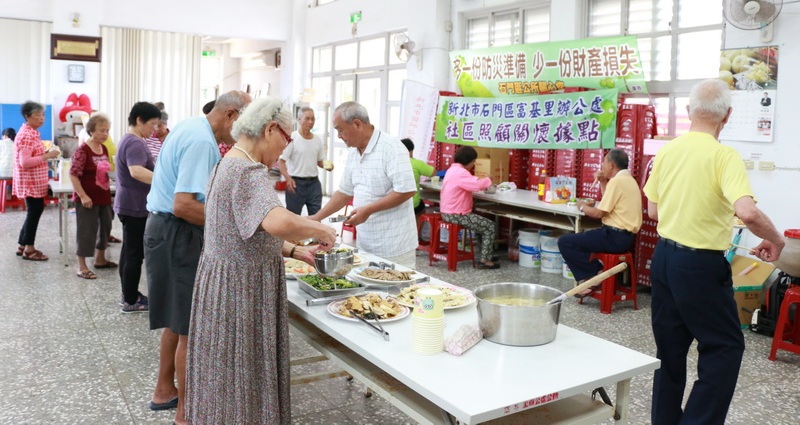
[368,261,395,270]
[349,309,390,341]
[329,214,354,223]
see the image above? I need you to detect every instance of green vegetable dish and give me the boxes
[299,275,358,291]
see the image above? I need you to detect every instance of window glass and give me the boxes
[492,11,520,46]
[359,37,385,68]
[311,76,331,103]
[523,7,550,43]
[678,0,723,28]
[589,0,622,37]
[628,0,673,34]
[334,42,357,71]
[652,97,670,136]
[467,17,490,49]
[677,30,722,80]
[636,36,672,81]
[314,46,332,73]
[388,69,406,101]
[387,105,401,136]
[674,97,690,135]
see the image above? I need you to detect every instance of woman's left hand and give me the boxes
[295,245,318,265]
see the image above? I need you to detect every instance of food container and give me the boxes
[297,275,364,298]
[474,283,563,346]
[314,248,355,277]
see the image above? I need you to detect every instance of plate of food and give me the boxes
[327,293,409,322]
[297,274,363,298]
[348,267,420,286]
[284,258,317,278]
[395,282,476,310]
[353,254,365,266]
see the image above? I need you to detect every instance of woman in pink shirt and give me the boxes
[440,146,499,269]
[14,101,61,261]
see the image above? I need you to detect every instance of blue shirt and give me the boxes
[147,116,220,214]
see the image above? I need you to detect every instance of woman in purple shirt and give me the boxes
[114,102,161,313]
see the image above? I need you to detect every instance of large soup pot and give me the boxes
[474,283,563,347]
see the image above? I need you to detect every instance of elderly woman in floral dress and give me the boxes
[14,101,61,261]
[186,96,336,424]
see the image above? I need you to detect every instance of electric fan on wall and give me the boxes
[724,0,783,41]
[394,33,417,62]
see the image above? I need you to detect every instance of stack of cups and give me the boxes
[411,288,445,355]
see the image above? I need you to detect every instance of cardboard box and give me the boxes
[473,147,509,184]
[731,255,775,328]
[544,176,576,204]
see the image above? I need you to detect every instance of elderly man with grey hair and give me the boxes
[310,101,418,269]
[277,106,330,215]
[144,90,251,424]
[644,79,784,424]
[558,148,642,296]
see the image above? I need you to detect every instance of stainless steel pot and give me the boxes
[474,283,563,346]
[314,249,355,277]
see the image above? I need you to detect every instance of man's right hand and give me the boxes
[286,177,296,193]
[751,239,784,263]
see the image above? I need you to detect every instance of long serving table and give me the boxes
[48,179,115,267]
[288,252,659,424]
[420,181,601,233]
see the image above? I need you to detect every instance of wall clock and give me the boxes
[68,64,85,83]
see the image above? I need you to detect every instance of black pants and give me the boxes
[650,239,744,425]
[558,226,635,282]
[18,197,45,246]
[285,177,322,216]
[118,214,147,305]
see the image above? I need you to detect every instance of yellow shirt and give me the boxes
[102,137,116,171]
[643,131,754,250]
[597,169,642,233]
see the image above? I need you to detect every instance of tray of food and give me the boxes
[395,282,476,310]
[297,274,365,298]
[284,258,317,279]
[347,267,421,286]
[327,293,409,322]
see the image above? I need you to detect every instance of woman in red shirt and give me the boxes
[70,113,116,279]
[14,101,60,261]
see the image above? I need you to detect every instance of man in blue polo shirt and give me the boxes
[143,90,251,424]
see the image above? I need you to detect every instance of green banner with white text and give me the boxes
[450,36,647,96]
[434,89,619,149]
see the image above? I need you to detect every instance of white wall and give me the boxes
[724,7,800,246]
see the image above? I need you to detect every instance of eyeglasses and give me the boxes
[276,125,293,144]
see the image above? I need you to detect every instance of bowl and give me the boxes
[580,198,596,206]
[314,248,355,277]
[484,185,497,194]
[474,282,563,346]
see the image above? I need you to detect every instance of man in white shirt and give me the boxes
[310,101,418,269]
[277,107,331,215]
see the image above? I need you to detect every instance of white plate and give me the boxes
[395,282,476,310]
[284,258,317,279]
[326,296,410,323]
[353,254,366,266]
[347,267,420,286]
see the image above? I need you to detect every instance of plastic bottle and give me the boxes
[537,170,547,200]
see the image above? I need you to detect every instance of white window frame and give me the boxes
[463,2,551,49]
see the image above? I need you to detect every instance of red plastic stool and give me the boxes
[431,221,476,272]
[341,199,356,241]
[1,179,26,213]
[579,252,637,314]
[417,212,441,263]
[769,286,800,361]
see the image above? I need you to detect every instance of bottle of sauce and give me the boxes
[537,170,547,200]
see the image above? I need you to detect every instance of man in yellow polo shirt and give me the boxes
[558,148,642,296]
[643,79,784,425]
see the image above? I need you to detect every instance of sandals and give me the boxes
[22,250,48,261]
[16,246,24,256]
[108,235,122,243]
[77,269,97,279]
[94,261,118,269]
[477,262,500,270]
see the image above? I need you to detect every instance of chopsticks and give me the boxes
[730,243,754,252]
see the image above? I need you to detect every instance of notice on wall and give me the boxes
[434,89,618,149]
[449,35,647,97]
[719,46,778,143]
[398,80,440,161]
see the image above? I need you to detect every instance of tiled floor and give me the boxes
[1,203,798,424]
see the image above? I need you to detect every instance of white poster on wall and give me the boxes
[399,80,439,161]
[719,46,778,143]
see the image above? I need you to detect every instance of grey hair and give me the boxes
[232,97,291,140]
[160,111,169,123]
[297,106,314,120]
[334,101,370,125]
[606,148,629,170]
[86,113,111,135]
[688,79,731,122]
[212,91,250,114]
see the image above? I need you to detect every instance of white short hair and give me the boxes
[232,97,292,140]
[689,79,731,122]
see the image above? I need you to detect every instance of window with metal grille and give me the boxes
[465,4,550,49]
[587,0,723,135]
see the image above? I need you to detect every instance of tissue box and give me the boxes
[731,255,775,327]
[544,176,576,204]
